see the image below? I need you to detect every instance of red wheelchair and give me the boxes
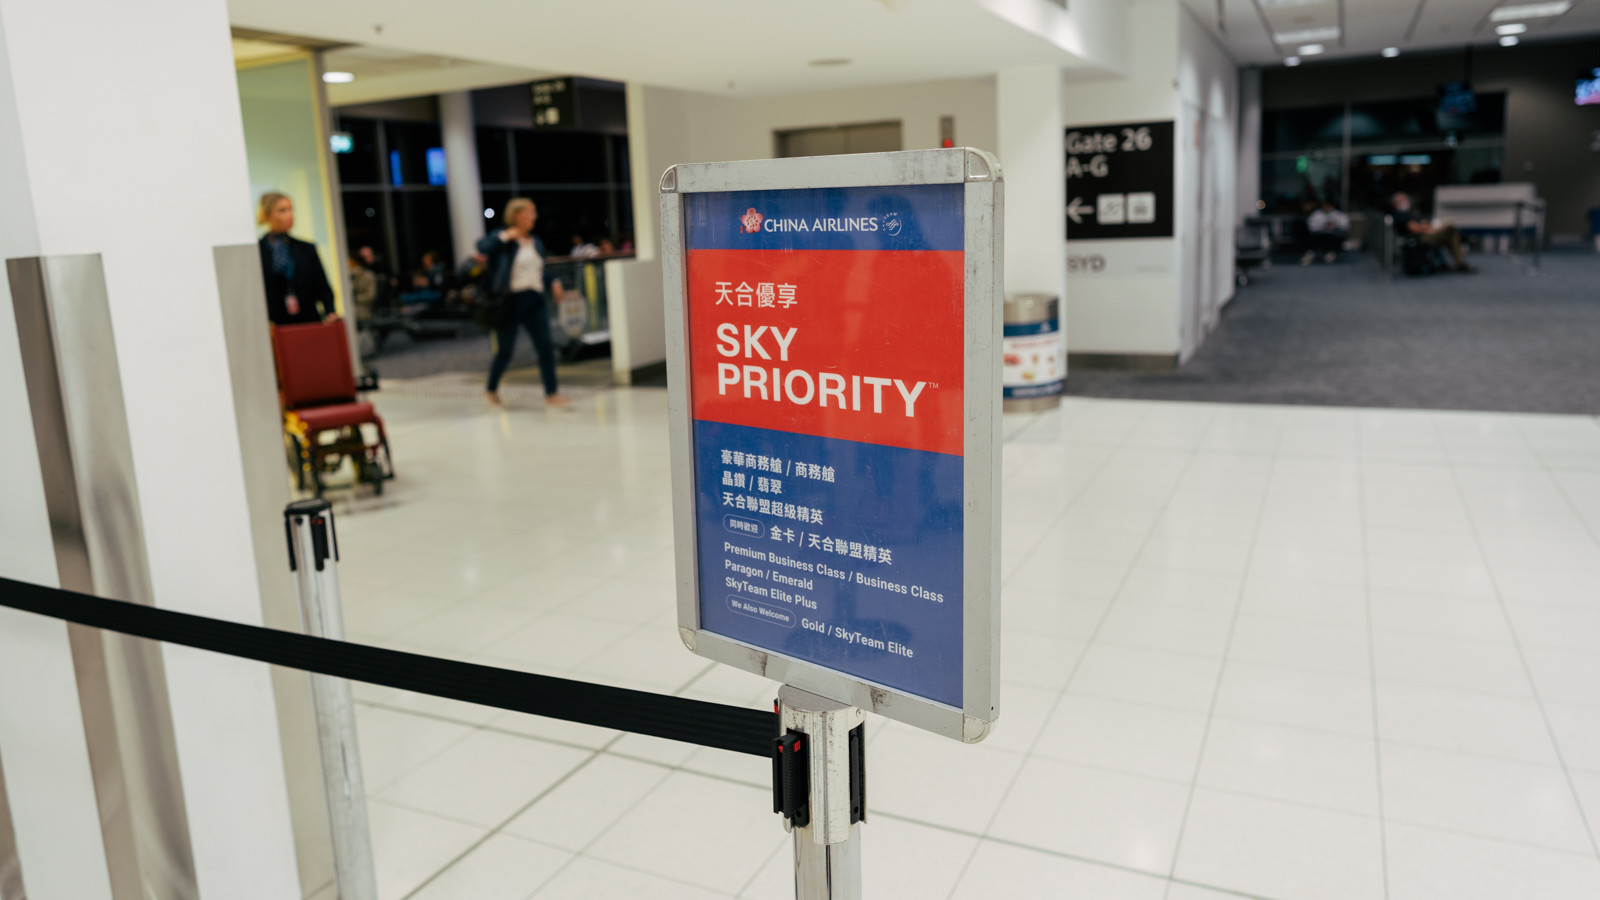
[272,319,393,496]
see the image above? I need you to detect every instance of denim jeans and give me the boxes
[486,290,558,395]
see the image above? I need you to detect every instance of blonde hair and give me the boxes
[503,197,536,226]
[258,192,291,225]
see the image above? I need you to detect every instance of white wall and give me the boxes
[1060,0,1181,356]
[997,65,1066,310]
[616,76,1000,380]
[1059,0,1237,360]
[1175,3,1238,358]
[0,0,301,895]
[683,76,998,163]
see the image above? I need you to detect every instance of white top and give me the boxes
[509,238,544,292]
[1308,208,1349,234]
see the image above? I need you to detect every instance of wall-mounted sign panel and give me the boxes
[661,149,1002,742]
[1065,120,1174,241]
[530,77,577,129]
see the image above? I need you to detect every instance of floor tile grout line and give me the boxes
[1511,416,1600,557]
[941,405,1167,899]
[1161,419,1283,900]
[988,406,1233,899]
[1437,418,1600,863]
[1355,429,1394,900]
[397,660,734,898]
[521,661,756,898]
[398,738,617,900]
[366,690,1597,848]
[864,808,1290,900]
[733,835,792,899]
[519,748,681,900]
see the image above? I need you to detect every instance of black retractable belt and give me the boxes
[0,576,777,757]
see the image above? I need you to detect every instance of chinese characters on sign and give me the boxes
[713,282,799,308]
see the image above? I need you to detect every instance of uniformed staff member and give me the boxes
[257,192,335,325]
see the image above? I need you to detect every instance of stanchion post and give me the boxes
[285,499,377,900]
[778,686,865,900]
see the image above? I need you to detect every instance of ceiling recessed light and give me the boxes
[1382,46,1401,57]
[322,71,354,83]
[1496,22,1528,34]
[808,58,851,67]
[1500,34,1521,45]
[1259,0,1333,7]
[1274,26,1340,43]
[1299,43,1326,55]
[1489,1,1569,22]
[1285,56,1303,66]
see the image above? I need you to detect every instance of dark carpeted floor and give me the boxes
[1065,249,1600,414]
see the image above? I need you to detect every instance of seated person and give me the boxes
[1303,201,1350,265]
[347,256,377,323]
[568,234,600,259]
[397,251,448,307]
[1392,192,1475,273]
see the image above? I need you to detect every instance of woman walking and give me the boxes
[479,198,570,407]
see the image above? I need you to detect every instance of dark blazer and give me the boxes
[477,230,551,298]
[259,234,334,325]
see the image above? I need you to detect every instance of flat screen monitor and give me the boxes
[1437,81,1477,116]
[1577,68,1600,106]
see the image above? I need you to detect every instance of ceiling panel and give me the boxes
[229,0,1123,97]
[1186,0,1600,65]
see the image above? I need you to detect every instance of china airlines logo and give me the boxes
[739,208,764,234]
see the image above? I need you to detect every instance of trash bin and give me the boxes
[1001,293,1064,413]
[1589,207,1600,253]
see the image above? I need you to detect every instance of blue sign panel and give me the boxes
[683,184,968,707]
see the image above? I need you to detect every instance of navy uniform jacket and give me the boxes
[258,233,334,325]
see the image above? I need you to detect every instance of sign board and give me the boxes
[661,149,1002,742]
[530,77,577,129]
[1065,120,1174,241]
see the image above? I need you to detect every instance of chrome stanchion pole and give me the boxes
[778,686,865,900]
[285,499,377,900]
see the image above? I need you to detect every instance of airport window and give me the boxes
[1260,93,1506,215]
[476,127,632,251]
[336,116,450,275]
[774,120,903,158]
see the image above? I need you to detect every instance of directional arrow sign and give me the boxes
[1066,196,1089,225]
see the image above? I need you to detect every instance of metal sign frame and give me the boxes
[661,148,1003,743]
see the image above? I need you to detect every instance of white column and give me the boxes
[440,91,485,264]
[0,0,301,897]
[1237,67,1261,223]
[610,83,693,384]
[0,6,117,898]
[996,65,1067,308]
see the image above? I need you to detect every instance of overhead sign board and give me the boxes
[530,77,577,129]
[661,149,1002,742]
[1065,120,1174,240]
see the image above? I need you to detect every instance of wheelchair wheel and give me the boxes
[372,435,394,494]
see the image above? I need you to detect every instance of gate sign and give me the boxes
[1065,120,1174,240]
[661,150,1002,742]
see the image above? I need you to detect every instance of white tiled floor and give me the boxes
[330,388,1600,899]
